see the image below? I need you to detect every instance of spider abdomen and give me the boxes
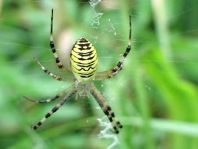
[70,38,98,81]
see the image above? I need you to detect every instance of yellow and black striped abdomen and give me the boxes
[70,38,98,82]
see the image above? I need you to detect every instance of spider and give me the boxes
[25,9,132,134]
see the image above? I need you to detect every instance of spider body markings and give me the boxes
[70,38,98,81]
[25,9,132,134]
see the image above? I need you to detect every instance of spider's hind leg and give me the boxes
[49,9,64,69]
[95,15,132,80]
[90,84,123,134]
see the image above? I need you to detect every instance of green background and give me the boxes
[0,0,198,149]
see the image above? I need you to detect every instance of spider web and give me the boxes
[0,2,197,109]
[0,1,197,64]
[89,0,103,28]
[0,1,198,149]
[88,1,121,149]
[97,117,119,149]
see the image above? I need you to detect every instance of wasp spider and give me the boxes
[25,9,132,134]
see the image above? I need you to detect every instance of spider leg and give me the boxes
[95,15,132,80]
[34,58,63,81]
[32,85,77,130]
[90,84,123,134]
[50,9,64,69]
[23,87,70,104]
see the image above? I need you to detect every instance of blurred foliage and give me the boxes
[0,0,198,149]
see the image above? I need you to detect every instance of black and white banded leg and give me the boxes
[24,88,70,104]
[32,87,77,130]
[35,58,63,81]
[90,84,123,134]
[50,9,64,69]
[95,15,132,80]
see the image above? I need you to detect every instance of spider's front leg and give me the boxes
[24,86,71,104]
[95,15,132,80]
[32,85,77,130]
[90,84,123,134]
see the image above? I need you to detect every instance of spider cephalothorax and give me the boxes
[25,9,132,134]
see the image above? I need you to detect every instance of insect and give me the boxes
[25,9,132,134]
